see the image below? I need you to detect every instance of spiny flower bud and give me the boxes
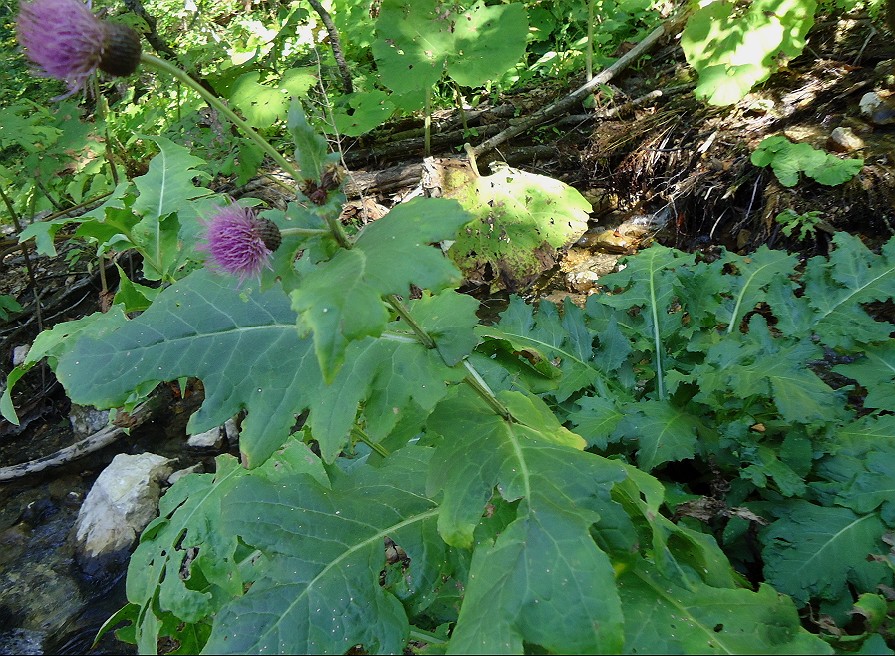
[99,21,142,77]
[199,205,280,284]
[255,218,282,253]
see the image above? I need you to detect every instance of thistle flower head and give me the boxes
[199,205,281,284]
[17,0,142,96]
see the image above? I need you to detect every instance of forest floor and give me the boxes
[0,8,894,653]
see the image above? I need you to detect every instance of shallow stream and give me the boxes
[0,389,216,655]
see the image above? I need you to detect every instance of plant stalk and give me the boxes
[385,295,511,421]
[140,53,303,183]
[279,227,330,238]
[323,213,353,250]
[351,426,390,458]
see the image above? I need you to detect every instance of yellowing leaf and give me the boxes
[446,163,591,291]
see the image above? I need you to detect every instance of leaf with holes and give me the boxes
[618,563,831,654]
[126,442,326,650]
[446,164,590,291]
[203,447,442,655]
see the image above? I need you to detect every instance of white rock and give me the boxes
[223,418,240,443]
[187,426,223,449]
[11,344,30,366]
[75,453,173,559]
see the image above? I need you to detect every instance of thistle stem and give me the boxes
[385,295,511,421]
[279,227,330,237]
[385,295,436,349]
[140,53,303,183]
[323,213,353,250]
[462,360,511,420]
[351,427,390,458]
[409,627,448,646]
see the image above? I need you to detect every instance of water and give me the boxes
[0,388,215,655]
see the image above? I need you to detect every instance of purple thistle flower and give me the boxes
[199,205,281,284]
[17,0,142,96]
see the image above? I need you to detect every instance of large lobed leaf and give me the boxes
[55,269,320,465]
[203,447,442,655]
[833,341,895,411]
[53,269,468,466]
[760,500,891,605]
[598,245,695,399]
[372,0,528,98]
[132,135,212,222]
[681,0,815,106]
[291,197,470,377]
[2,307,127,424]
[682,315,840,424]
[615,399,701,472]
[125,442,327,652]
[427,389,626,653]
[813,414,895,525]
[618,564,831,654]
[802,232,895,348]
[684,246,799,332]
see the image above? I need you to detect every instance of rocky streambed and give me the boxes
[0,388,230,655]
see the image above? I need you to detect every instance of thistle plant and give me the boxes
[9,2,894,655]
[17,0,141,97]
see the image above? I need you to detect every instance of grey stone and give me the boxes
[827,127,864,153]
[187,426,223,449]
[68,404,110,437]
[75,453,173,560]
[168,463,203,486]
[11,344,30,366]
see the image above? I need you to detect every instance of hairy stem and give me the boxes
[351,427,390,458]
[385,295,511,421]
[141,53,302,182]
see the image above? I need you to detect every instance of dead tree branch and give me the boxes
[472,12,690,158]
[307,0,354,95]
[0,400,158,482]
